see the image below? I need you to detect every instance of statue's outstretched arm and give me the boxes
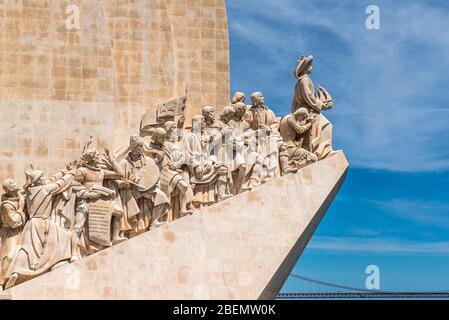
[103,148,125,178]
[47,172,75,195]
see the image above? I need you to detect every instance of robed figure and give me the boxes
[4,167,77,289]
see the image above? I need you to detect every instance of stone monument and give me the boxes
[0,1,347,300]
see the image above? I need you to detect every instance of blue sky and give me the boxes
[226,0,449,291]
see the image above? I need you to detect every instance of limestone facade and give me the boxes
[0,0,230,184]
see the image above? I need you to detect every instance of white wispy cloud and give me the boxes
[347,227,384,237]
[366,198,449,228]
[309,236,449,255]
[227,0,449,172]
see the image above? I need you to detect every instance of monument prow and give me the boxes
[2,151,348,300]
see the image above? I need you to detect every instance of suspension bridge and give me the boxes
[277,273,449,299]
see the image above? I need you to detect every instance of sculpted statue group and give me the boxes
[0,55,335,290]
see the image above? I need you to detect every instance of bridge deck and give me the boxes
[279,274,449,299]
[278,292,449,299]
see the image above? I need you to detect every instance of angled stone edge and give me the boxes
[259,152,349,299]
[2,151,348,300]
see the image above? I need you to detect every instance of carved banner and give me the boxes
[88,199,112,247]
[140,94,187,134]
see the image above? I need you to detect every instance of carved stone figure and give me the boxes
[147,129,194,219]
[228,103,264,188]
[202,106,226,162]
[164,120,183,148]
[0,180,26,290]
[3,167,78,289]
[183,116,232,208]
[280,108,318,168]
[74,140,125,256]
[164,121,189,161]
[246,92,280,133]
[245,92,285,181]
[218,106,235,127]
[229,103,250,132]
[217,106,237,166]
[231,92,247,105]
[114,135,170,238]
[291,55,335,159]
[218,106,252,194]
[292,55,330,114]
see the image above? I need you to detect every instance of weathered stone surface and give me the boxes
[0,0,230,184]
[2,151,348,300]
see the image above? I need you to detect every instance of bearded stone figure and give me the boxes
[164,121,196,220]
[147,128,194,219]
[245,92,288,181]
[113,135,170,238]
[182,115,232,208]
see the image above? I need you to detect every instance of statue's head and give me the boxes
[152,128,167,145]
[24,167,48,188]
[294,107,309,121]
[192,115,205,133]
[130,134,145,154]
[251,92,265,107]
[234,102,247,120]
[202,106,215,123]
[82,147,101,166]
[164,121,177,140]
[231,92,246,104]
[2,179,20,195]
[143,127,156,139]
[294,55,314,78]
[220,106,235,124]
[80,135,101,166]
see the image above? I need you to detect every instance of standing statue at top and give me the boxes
[290,55,335,160]
[291,55,334,114]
